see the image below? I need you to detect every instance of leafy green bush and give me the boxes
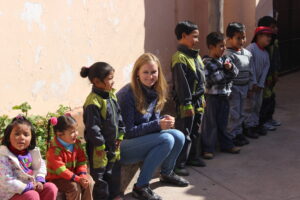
[0,102,71,157]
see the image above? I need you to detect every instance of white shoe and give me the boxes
[264,122,276,131]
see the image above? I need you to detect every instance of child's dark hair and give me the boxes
[47,115,77,147]
[258,16,277,27]
[2,115,36,150]
[175,20,198,40]
[206,32,224,48]
[80,62,114,83]
[226,22,246,38]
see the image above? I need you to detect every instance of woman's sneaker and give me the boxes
[132,184,162,200]
[160,172,189,187]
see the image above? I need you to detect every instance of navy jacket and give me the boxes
[117,84,161,139]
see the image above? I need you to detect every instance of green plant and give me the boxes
[0,102,72,158]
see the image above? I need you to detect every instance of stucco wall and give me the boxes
[0,0,271,116]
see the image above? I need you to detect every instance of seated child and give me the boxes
[46,115,93,200]
[201,32,240,159]
[0,115,57,200]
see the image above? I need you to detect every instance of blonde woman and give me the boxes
[117,53,189,200]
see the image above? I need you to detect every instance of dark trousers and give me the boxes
[260,93,276,125]
[86,143,121,200]
[175,112,202,168]
[201,95,234,153]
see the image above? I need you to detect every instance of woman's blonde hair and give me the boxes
[131,53,168,114]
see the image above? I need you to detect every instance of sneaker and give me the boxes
[186,157,206,167]
[174,167,189,176]
[263,122,276,131]
[160,172,189,187]
[245,127,259,139]
[221,146,241,154]
[132,184,162,200]
[270,119,281,126]
[239,134,250,145]
[203,152,214,160]
[256,125,268,136]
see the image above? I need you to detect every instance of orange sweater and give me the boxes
[46,137,87,183]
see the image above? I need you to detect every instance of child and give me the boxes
[0,115,57,200]
[201,32,240,159]
[257,16,281,131]
[244,26,273,137]
[224,22,255,145]
[46,115,93,200]
[81,62,125,200]
[172,20,206,176]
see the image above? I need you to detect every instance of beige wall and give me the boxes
[0,0,271,116]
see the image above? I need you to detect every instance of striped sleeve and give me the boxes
[75,143,88,175]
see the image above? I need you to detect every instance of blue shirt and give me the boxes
[57,136,74,152]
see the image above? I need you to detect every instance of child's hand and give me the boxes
[34,182,44,192]
[160,118,174,130]
[115,140,122,149]
[184,109,195,118]
[252,84,259,92]
[224,60,232,70]
[79,177,89,189]
[247,90,253,98]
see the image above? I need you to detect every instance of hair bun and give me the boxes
[80,66,89,78]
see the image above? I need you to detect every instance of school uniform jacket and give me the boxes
[171,44,206,118]
[83,86,125,168]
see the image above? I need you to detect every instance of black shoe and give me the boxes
[233,136,245,146]
[174,167,189,176]
[257,125,268,136]
[160,172,189,187]
[245,127,259,139]
[186,157,206,167]
[132,184,162,200]
[234,134,250,146]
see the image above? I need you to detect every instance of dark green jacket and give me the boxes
[83,87,125,167]
[171,45,206,117]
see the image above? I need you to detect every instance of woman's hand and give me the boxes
[160,115,175,130]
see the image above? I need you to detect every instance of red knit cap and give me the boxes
[254,26,273,35]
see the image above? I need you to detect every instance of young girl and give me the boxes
[46,115,93,200]
[81,62,125,200]
[0,115,58,200]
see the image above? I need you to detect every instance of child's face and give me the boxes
[94,71,115,91]
[227,31,246,50]
[181,29,199,49]
[58,124,78,144]
[10,123,32,151]
[209,39,226,58]
[137,61,159,88]
[257,34,272,47]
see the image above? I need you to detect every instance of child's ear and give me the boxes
[182,32,187,39]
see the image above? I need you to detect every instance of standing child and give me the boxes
[244,26,273,137]
[81,62,125,200]
[224,22,255,145]
[172,20,206,176]
[46,115,93,200]
[0,115,57,200]
[201,32,240,159]
[257,16,282,131]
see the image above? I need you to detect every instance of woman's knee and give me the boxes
[159,132,175,150]
[164,129,185,146]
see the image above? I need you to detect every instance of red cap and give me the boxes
[254,26,274,35]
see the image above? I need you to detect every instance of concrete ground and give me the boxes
[123,72,300,200]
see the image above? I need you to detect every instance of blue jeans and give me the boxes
[120,129,185,187]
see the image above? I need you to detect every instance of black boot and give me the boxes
[245,127,259,139]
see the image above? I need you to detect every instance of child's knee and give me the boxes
[23,190,40,200]
[43,182,58,197]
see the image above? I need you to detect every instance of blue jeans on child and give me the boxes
[120,129,185,187]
